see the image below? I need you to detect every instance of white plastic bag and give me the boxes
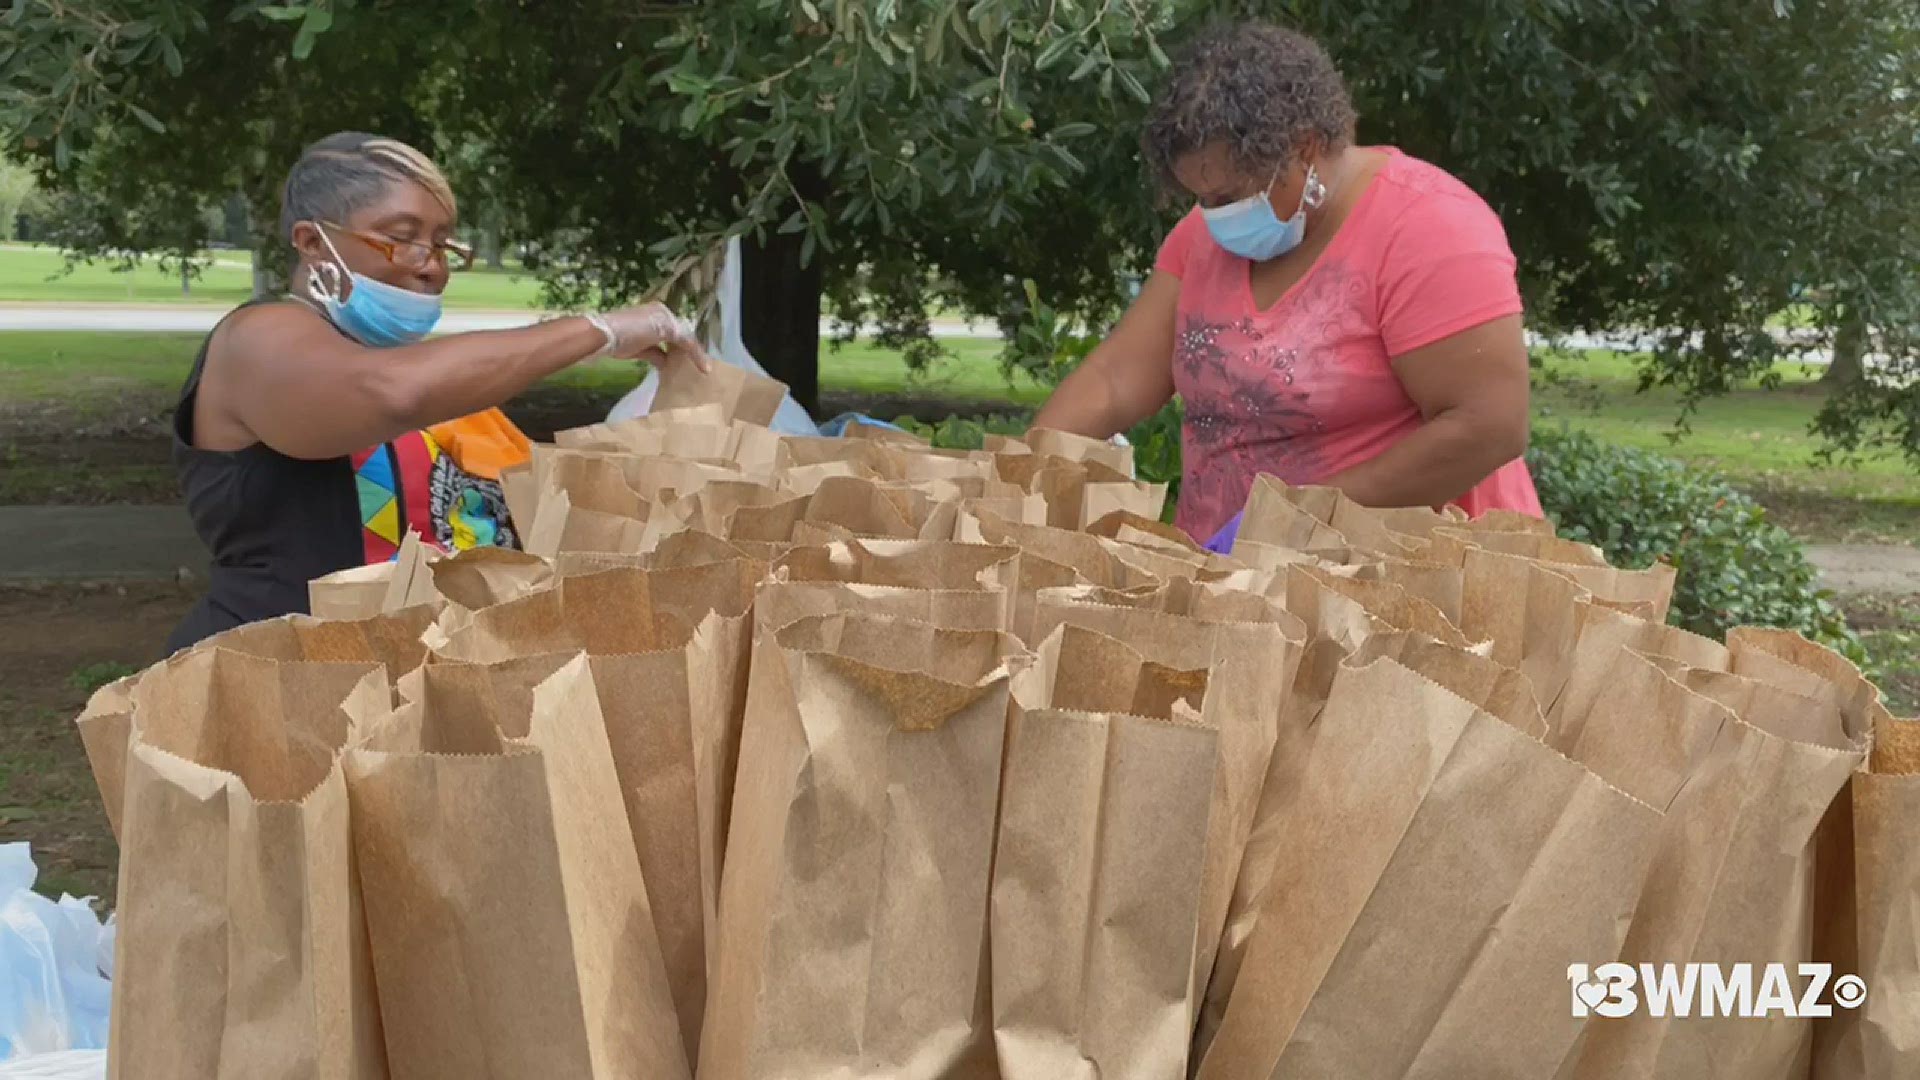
[608,236,819,436]
[0,1050,105,1079]
[0,844,112,1061]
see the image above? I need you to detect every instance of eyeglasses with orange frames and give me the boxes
[322,222,475,272]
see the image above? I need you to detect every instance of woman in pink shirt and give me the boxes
[1032,21,1542,545]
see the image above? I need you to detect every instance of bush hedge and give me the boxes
[898,410,1856,657]
[1526,428,1859,657]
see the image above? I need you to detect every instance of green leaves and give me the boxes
[127,104,166,134]
[1528,428,1860,656]
[290,5,334,60]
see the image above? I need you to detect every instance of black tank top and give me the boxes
[165,304,363,653]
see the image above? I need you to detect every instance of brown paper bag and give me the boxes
[74,674,136,839]
[1094,534,1244,585]
[557,408,778,472]
[500,459,538,537]
[993,635,1217,1078]
[1285,562,1473,651]
[553,403,727,448]
[845,419,931,446]
[1197,655,1663,1080]
[701,613,1022,1079]
[203,605,437,684]
[344,656,691,1079]
[1235,475,1349,551]
[304,533,440,621]
[529,445,652,514]
[759,539,1020,633]
[996,453,1165,529]
[1556,648,1867,1079]
[1082,476,1169,530]
[797,473,969,540]
[109,648,390,1080]
[777,458,875,496]
[1023,426,1135,476]
[431,563,756,1062]
[1726,626,1883,739]
[308,561,399,621]
[1086,509,1202,551]
[777,435,885,470]
[1455,547,1592,685]
[525,488,654,556]
[1347,555,1465,625]
[426,544,554,610]
[1029,596,1302,1027]
[1230,537,1351,573]
[1434,526,1681,626]
[1195,628,1533,1061]
[652,356,788,426]
[957,508,1166,642]
[635,526,753,569]
[1811,711,1920,1079]
[869,444,998,483]
[629,455,747,503]
[956,492,1051,532]
[1545,601,1730,735]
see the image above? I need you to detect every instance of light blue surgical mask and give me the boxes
[1201,163,1326,262]
[306,229,443,347]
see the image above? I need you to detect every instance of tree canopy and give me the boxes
[3,0,1914,456]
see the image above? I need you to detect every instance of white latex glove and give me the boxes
[591,302,711,371]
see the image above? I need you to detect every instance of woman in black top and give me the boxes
[167,132,707,651]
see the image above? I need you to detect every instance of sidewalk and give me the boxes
[0,505,204,582]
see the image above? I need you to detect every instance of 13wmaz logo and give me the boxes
[1568,963,1867,1019]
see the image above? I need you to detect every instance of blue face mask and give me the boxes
[307,229,443,347]
[1201,163,1324,262]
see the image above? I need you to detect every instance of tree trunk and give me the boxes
[242,194,286,300]
[1821,313,1867,387]
[738,229,824,417]
[251,241,284,300]
[480,225,505,271]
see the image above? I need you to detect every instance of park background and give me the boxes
[0,0,1915,897]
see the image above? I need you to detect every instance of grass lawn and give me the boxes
[0,330,1911,541]
[0,330,1038,411]
[1533,349,1918,545]
[0,242,548,310]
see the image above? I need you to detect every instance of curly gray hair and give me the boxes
[1142,22,1357,195]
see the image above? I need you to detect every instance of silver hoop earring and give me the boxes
[1301,165,1329,210]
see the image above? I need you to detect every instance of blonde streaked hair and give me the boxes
[278,131,457,243]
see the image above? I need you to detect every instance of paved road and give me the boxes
[1803,543,1920,595]
[0,505,205,582]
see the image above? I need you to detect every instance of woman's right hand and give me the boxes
[597,302,712,372]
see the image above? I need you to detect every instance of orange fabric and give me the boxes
[425,408,531,481]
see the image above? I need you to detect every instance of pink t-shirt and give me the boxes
[1157,147,1542,541]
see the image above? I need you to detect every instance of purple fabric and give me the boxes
[1202,510,1242,555]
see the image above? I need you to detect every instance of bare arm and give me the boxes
[1323,314,1531,508]
[1030,271,1182,439]
[205,303,690,460]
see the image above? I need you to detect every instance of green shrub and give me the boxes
[890,413,1030,450]
[1527,427,1860,658]
[899,402,1186,521]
